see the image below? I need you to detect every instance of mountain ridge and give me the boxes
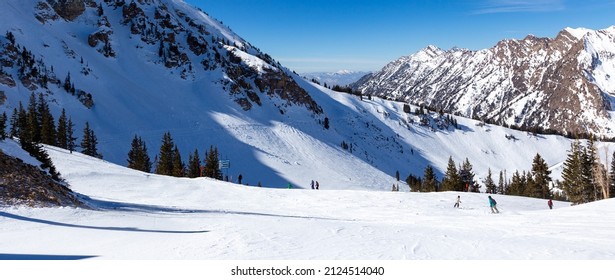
[353,26,615,138]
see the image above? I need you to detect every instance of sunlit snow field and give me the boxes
[2,144,614,260]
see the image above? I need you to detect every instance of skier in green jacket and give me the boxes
[488,196,499,214]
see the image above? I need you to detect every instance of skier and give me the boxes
[287,183,292,189]
[488,196,499,214]
[238,174,243,184]
[454,195,461,208]
[548,199,553,210]
[311,180,315,189]
[316,181,319,190]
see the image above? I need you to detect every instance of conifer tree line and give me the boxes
[1,93,103,179]
[407,154,554,199]
[126,131,223,180]
[404,138,615,205]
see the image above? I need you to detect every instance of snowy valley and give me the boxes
[1,0,615,263]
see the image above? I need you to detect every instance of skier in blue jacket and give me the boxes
[488,196,499,214]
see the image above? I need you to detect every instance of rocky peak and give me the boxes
[412,45,444,60]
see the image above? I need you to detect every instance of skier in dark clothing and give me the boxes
[311,180,315,189]
[548,199,553,210]
[316,181,319,190]
[454,195,461,208]
[238,174,243,184]
[488,196,499,213]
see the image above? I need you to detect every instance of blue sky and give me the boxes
[186,0,615,73]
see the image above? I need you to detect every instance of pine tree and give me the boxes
[66,117,76,153]
[497,170,505,194]
[9,107,19,138]
[56,109,68,149]
[584,137,599,201]
[20,138,61,181]
[172,145,185,177]
[508,170,525,196]
[80,122,101,158]
[524,171,535,197]
[38,93,56,145]
[586,136,608,201]
[530,153,552,198]
[14,102,28,140]
[0,112,7,140]
[127,135,151,173]
[155,132,174,176]
[187,149,201,178]
[64,72,72,92]
[561,140,589,204]
[406,174,422,192]
[483,168,496,194]
[422,165,438,192]
[203,145,221,179]
[441,156,461,192]
[459,158,476,192]
[25,93,40,143]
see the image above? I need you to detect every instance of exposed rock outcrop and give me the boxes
[46,0,85,21]
[0,150,82,207]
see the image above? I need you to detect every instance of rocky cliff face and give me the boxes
[354,27,615,137]
[0,0,322,116]
[47,0,86,21]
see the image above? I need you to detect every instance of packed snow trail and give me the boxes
[2,143,615,259]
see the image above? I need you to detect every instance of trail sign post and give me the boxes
[219,160,230,181]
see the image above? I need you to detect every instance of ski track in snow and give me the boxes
[2,141,615,259]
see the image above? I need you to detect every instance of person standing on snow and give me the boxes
[548,199,553,210]
[311,180,315,189]
[454,195,461,208]
[287,183,292,189]
[316,181,319,190]
[488,196,499,214]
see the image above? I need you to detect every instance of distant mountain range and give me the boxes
[353,27,615,138]
[302,70,370,87]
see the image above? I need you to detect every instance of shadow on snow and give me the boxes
[0,211,208,234]
[0,254,96,260]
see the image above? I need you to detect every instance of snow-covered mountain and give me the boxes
[0,0,328,187]
[302,70,370,87]
[353,27,615,138]
[3,0,615,190]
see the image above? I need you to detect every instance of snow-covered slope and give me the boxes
[1,142,614,260]
[354,27,615,138]
[0,0,320,187]
[2,0,615,190]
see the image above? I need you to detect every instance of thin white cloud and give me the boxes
[473,0,565,14]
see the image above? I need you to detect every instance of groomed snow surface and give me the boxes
[2,141,615,261]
